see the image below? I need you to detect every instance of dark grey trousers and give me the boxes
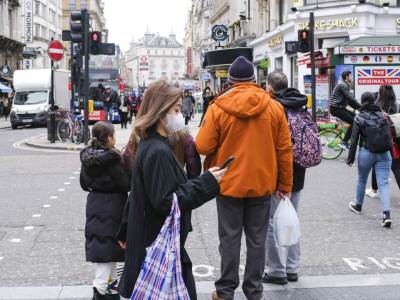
[215,196,271,300]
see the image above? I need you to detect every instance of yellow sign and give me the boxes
[267,35,283,48]
[299,17,359,31]
[216,70,228,78]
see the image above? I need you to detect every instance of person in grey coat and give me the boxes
[181,90,193,125]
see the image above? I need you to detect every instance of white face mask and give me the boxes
[165,113,185,133]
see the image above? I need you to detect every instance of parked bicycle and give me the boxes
[319,121,350,160]
[57,111,90,144]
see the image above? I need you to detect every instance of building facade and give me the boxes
[251,0,400,90]
[125,32,185,90]
[0,0,25,83]
[22,0,65,69]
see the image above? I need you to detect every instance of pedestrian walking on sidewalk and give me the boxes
[199,87,214,126]
[366,85,400,198]
[347,92,393,228]
[80,121,130,300]
[263,71,308,285]
[0,96,4,118]
[3,96,10,121]
[118,79,226,300]
[119,92,129,129]
[196,56,293,300]
[182,90,192,125]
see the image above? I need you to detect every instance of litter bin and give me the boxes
[47,110,66,141]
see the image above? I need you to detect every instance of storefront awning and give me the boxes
[0,35,25,53]
[203,47,253,70]
[0,83,12,93]
[334,36,400,55]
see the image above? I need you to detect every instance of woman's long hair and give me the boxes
[134,79,182,139]
[379,85,397,114]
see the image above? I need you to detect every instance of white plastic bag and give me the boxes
[273,197,301,247]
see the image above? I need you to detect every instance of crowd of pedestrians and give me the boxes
[79,57,399,299]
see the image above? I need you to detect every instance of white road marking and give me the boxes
[13,137,78,154]
[0,257,3,262]
[42,204,51,208]
[64,182,71,185]
[192,265,215,278]
[10,238,21,243]
[344,257,400,271]
[57,188,65,192]
[73,172,79,175]
[49,196,58,200]
[69,176,76,179]
[32,214,41,218]
[24,226,34,231]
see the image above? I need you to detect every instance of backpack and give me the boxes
[286,109,322,168]
[361,112,392,153]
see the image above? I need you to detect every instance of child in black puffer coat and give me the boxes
[80,121,130,300]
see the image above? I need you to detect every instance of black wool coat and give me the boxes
[118,131,220,300]
[80,145,130,263]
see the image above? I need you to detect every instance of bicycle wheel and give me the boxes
[57,120,71,142]
[320,129,344,160]
[72,121,90,144]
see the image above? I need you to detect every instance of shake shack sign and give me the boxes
[24,0,33,43]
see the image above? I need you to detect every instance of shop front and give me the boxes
[203,47,253,93]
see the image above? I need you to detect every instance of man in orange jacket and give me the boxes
[196,56,293,300]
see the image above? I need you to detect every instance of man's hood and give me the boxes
[214,83,271,119]
[273,88,307,110]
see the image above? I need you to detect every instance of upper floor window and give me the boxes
[35,1,40,15]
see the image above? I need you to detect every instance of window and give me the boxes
[69,0,76,10]
[147,49,150,54]
[81,0,88,9]
[290,56,298,89]
[278,0,283,26]
[41,4,46,19]
[162,50,166,55]
[275,57,283,72]
[34,23,41,38]
[35,1,40,15]
[49,10,56,23]
[41,25,47,40]
[49,30,56,40]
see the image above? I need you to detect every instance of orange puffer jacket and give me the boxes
[196,82,293,198]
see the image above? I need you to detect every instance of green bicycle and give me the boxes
[319,122,350,160]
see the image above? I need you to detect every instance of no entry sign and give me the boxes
[48,40,64,62]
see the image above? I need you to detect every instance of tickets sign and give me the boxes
[355,66,400,100]
[337,45,400,55]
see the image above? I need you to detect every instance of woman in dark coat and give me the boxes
[118,80,226,299]
[80,121,130,300]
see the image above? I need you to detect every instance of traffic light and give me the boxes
[70,10,86,44]
[298,29,311,53]
[90,31,101,55]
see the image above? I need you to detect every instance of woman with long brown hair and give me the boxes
[118,79,226,299]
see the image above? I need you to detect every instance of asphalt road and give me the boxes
[1,122,400,299]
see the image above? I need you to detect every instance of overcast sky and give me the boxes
[104,0,190,52]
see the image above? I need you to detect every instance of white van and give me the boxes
[10,69,69,129]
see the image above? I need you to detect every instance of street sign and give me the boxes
[211,25,229,42]
[286,41,299,54]
[0,65,12,76]
[47,40,64,62]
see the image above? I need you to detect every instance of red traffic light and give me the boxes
[91,32,100,42]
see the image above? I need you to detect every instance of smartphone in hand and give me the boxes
[219,156,235,170]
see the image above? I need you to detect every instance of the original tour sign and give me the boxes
[24,0,33,43]
[299,17,359,31]
[211,25,229,42]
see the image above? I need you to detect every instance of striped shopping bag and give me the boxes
[130,194,190,300]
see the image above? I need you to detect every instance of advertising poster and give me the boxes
[335,64,354,86]
[316,75,330,123]
[354,66,400,101]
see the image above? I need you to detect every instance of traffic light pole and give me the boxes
[310,12,317,122]
[50,38,56,143]
[83,11,90,145]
